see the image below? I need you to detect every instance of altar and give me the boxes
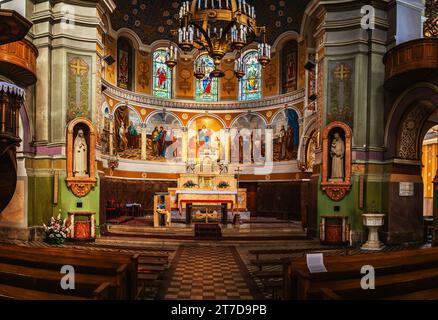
[168,171,247,223]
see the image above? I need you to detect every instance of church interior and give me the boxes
[0,0,437,302]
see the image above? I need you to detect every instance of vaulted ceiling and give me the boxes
[109,0,312,45]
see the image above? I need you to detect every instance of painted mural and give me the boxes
[281,40,298,93]
[114,106,142,159]
[272,109,299,161]
[232,114,266,163]
[117,38,133,90]
[146,113,182,161]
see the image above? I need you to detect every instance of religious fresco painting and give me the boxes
[152,49,172,99]
[117,37,133,90]
[66,54,91,122]
[146,112,182,161]
[195,54,218,102]
[327,60,355,129]
[240,51,262,101]
[272,109,300,161]
[188,116,224,162]
[114,106,142,159]
[232,114,266,163]
[282,40,298,93]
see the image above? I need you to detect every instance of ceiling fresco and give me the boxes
[109,0,312,45]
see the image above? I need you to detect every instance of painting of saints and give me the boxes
[198,125,212,152]
[118,122,128,151]
[155,126,167,157]
[287,52,296,82]
[118,50,129,88]
[156,67,167,90]
[202,74,212,95]
[246,68,259,92]
[127,121,139,149]
[151,126,159,156]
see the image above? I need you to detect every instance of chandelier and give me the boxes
[165,0,271,79]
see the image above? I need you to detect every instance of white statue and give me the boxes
[74,129,88,177]
[330,132,345,181]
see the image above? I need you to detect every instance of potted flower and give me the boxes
[217,181,230,189]
[43,212,71,245]
[183,180,198,188]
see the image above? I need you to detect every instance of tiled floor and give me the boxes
[158,245,263,300]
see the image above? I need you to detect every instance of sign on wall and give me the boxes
[399,182,414,197]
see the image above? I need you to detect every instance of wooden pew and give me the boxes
[249,246,344,261]
[320,267,438,300]
[0,245,137,299]
[0,262,117,299]
[0,282,111,300]
[286,247,438,300]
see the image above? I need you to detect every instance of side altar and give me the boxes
[168,170,247,223]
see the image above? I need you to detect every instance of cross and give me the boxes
[334,63,350,80]
[70,59,88,76]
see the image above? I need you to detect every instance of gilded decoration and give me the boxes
[67,55,91,122]
[137,51,151,93]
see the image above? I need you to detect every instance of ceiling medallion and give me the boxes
[165,0,271,80]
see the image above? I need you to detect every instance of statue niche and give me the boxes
[321,122,352,201]
[66,118,97,197]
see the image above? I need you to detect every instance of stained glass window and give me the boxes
[239,51,262,101]
[195,54,218,102]
[152,49,172,99]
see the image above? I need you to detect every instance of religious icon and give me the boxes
[198,125,212,152]
[118,49,129,89]
[246,68,259,92]
[156,66,167,90]
[73,129,88,177]
[154,126,167,157]
[330,132,345,181]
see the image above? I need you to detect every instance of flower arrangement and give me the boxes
[217,181,230,189]
[183,180,198,188]
[43,212,70,245]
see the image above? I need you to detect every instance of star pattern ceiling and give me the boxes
[110,0,312,45]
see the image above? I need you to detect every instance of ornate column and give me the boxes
[265,126,273,163]
[182,126,188,162]
[141,124,147,160]
[109,116,114,156]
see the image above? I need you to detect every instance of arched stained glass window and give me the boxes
[195,54,218,102]
[152,49,172,99]
[239,51,262,101]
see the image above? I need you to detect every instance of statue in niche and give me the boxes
[73,129,88,177]
[330,132,345,181]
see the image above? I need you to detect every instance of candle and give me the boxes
[198,0,201,9]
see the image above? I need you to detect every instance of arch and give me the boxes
[187,113,227,129]
[272,31,301,53]
[298,114,318,166]
[271,106,302,125]
[114,28,142,51]
[145,110,183,128]
[111,103,142,120]
[230,112,268,129]
[384,82,438,160]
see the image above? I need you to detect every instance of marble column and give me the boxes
[265,126,273,163]
[141,124,147,160]
[109,117,114,156]
[182,126,188,162]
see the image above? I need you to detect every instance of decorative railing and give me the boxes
[0,39,38,86]
[102,78,305,110]
[384,38,438,90]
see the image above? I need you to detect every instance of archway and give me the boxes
[384,83,438,243]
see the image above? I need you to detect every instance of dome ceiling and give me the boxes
[109,0,312,45]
